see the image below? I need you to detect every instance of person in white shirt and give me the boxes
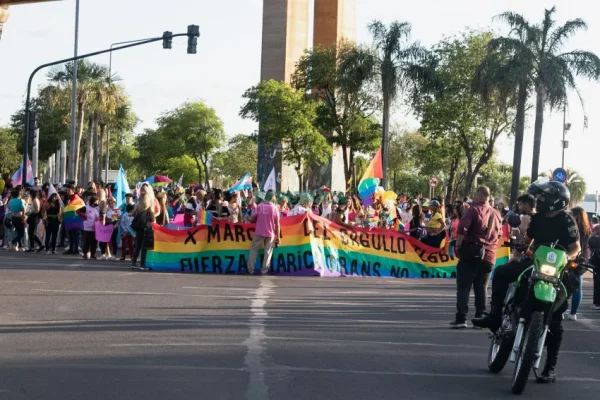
[289,194,313,216]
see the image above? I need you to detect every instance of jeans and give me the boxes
[68,229,80,254]
[27,215,43,249]
[11,217,25,247]
[570,276,583,315]
[247,234,275,274]
[82,230,97,257]
[45,218,60,252]
[132,233,147,267]
[455,258,493,322]
[592,256,600,305]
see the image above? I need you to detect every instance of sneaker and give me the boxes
[100,255,107,260]
[52,251,57,255]
[37,246,45,253]
[472,313,502,332]
[449,320,468,329]
[536,367,557,384]
[592,305,600,310]
[46,250,51,255]
[565,314,577,321]
[82,255,89,260]
[108,256,115,261]
[90,256,97,260]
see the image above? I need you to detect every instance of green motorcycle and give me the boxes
[486,240,593,394]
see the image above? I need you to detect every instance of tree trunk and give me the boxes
[348,148,355,193]
[98,122,105,183]
[193,156,203,184]
[445,155,459,204]
[92,117,99,183]
[73,102,86,185]
[531,84,545,182]
[510,82,528,206]
[381,91,390,189]
[341,143,351,193]
[85,118,93,184]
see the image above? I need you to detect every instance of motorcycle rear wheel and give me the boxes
[511,311,544,394]
[488,332,513,373]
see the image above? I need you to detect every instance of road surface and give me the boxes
[0,252,598,399]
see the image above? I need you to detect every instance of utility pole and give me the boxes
[69,0,80,183]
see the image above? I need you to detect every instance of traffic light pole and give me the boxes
[21,29,198,187]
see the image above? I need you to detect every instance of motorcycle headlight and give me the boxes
[540,265,557,276]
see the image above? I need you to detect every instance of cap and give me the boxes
[320,186,331,192]
[429,200,440,207]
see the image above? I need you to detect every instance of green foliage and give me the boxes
[240,80,330,185]
[212,134,258,187]
[155,101,226,187]
[420,31,515,198]
[0,126,21,175]
[293,42,380,187]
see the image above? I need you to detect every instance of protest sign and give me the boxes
[147,215,509,278]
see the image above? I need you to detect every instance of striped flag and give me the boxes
[360,148,383,182]
[228,173,252,192]
[11,159,34,186]
[47,183,65,208]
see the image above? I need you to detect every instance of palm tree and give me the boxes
[529,7,600,181]
[47,60,109,184]
[474,12,537,205]
[368,20,428,189]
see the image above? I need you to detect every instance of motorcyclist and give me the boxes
[473,179,581,384]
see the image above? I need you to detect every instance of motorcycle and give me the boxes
[486,219,595,394]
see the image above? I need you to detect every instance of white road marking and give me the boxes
[30,289,251,299]
[182,287,254,291]
[107,343,246,348]
[0,280,45,284]
[243,278,274,400]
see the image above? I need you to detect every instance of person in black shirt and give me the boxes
[474,180,581,384]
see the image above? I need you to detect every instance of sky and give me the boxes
[1,0,599,192]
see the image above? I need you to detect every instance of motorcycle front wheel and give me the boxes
[488,332,513,373]
[511,311,544,394]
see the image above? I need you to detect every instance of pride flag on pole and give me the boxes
[360,147,383,182]
[228,173,252,192]
[11,159,34,186]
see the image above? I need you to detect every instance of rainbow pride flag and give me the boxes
[360,148,383,182]
[63,196,85,230]
[198,209,212,226]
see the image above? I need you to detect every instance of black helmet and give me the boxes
[589,235,600,250]
[527,179,570,214]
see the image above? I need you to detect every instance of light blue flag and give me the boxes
[115,165,131,208]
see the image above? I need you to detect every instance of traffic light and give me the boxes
[27,111,37,147]
[187,25,199,54]
[162,31,172,49]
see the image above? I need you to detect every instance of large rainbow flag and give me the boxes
[360,147,383,182]
[146,214,510,278]
[63,196,85,231]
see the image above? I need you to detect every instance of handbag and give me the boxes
[460,210,495,262]
[4,216,13,229]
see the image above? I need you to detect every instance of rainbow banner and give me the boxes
[147,214,510,278]
[63,197,85,231]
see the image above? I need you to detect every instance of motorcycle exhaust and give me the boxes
[510,318,526,362]
[533,326,550,370]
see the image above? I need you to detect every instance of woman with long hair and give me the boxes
[155,193,170,226]
[278,196,290,217]
[567,207,592,320]
[289,193,313,216]
[228,192,241,223]
[43,193,62,254]
[26,189,44,252]
[409,204,425,240]
[131,190,155,271]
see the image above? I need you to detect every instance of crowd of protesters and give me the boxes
[1,174,598,309]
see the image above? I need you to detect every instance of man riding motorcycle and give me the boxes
[473,179,582,384]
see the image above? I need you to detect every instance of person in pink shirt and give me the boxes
[248,191,280,275]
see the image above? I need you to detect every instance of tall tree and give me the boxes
[368,20,429,189]
[484,7,600,193]
[155,102,225,188]
[240,80,330,191]
[292,41,380,189]
[47,60,109,184]
[421,32,516,197]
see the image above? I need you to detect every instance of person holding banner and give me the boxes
[42,193,62,254]
[248,190,280,275]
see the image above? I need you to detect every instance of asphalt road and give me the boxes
[0,252,598,400]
